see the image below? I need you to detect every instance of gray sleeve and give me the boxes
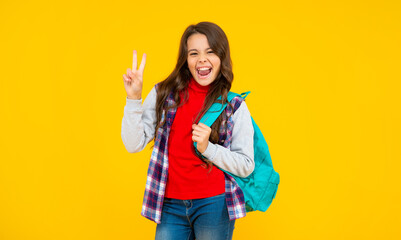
[201,101,255,178]
[121,86,157,153]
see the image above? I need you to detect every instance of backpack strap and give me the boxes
[197,91,238,127]
[198,91,250,127]
[194,91,251,157]
[240,91,251,100]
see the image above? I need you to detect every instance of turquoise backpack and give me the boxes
[194,91,280,212]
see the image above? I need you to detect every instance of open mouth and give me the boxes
[196,67,212,79]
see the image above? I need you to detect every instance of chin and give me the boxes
[195,77,216,86]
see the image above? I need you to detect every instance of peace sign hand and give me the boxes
[123,50,147,100]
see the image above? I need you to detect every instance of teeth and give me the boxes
[197,67,211,70]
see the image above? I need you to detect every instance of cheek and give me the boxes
[214,61,221,73]
[213,58,221,70]
[187,59,196,70]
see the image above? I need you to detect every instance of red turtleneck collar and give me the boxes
[188,77,210,93]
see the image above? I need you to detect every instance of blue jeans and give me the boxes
[155,193,235,240]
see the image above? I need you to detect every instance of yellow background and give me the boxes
[1,0,400,239]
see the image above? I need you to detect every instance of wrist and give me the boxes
[127,95,141,100]
[199,142,208,154]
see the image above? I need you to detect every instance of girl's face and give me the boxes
[187,33,221,86]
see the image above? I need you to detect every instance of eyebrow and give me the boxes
[188,48,212,52]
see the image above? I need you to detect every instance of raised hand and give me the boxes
[123,50,147,100]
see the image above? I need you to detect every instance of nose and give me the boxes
[198,53,207,63]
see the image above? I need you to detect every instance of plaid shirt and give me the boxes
[141,84,247,224]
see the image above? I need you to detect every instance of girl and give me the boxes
[121,21,254,240]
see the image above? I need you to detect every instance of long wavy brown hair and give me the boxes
[154,21,234,168]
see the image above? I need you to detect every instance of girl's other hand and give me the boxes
[123,50,146,100]
[192,123,212,153]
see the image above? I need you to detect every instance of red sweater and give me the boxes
[164,77,225,200]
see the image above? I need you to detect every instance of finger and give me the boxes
[193,126,208,134]
[193,125,210,134]
[127,69,135,79]
[192,130,202,137]
[193,132,209,141]
[192,135,201,142]
[192,124,203,131]
[123,74,131,82]
[193,123,206,129]
[197,123,210,129]
[132,50,137,71]
[138,53,146,73]
[193,123,204,130]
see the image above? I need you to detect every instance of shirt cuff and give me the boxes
[125,97,143,111]
[202,141,217,161]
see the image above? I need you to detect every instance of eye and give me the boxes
[207,51,214,54]
[189,52,197,56]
